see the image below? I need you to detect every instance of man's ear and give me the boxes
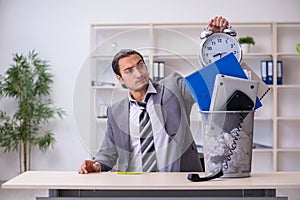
[116,75,127,89]
[116,75,124,84]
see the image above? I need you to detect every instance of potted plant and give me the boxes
[238,36,255,53]
[0,50,65,173]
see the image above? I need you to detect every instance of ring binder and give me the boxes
[261,60,267,84]
[267,60,273,85]
[277,60,283,85]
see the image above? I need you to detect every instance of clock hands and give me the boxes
[213,53,221,57]
[213,52,227,58]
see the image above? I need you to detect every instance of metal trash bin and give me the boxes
[200,110,255,178]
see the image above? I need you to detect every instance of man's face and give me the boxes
[116,54,149,92]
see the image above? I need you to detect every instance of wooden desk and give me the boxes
[2,171,300,199]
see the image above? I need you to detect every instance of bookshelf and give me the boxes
[89,22,300,172]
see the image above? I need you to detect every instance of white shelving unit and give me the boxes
[89,22,300,172]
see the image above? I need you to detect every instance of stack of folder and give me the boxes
[184,53,269,111]
[260,60,283,85]
[153,61,165,81]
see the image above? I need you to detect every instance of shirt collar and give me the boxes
[128,81,157,104]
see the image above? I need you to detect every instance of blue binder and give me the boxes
[261,60,268,84]
[277,60,283,85]
[267,60,274,85]
[184,53,262,111]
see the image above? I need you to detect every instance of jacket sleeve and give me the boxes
[161,72,195,112]
[93,106,118,171]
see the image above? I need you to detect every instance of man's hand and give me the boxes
[78,160,101,174]
[208,16,229,33]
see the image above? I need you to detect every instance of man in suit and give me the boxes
[78,16,229,173]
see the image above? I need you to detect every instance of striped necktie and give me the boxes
[138,101,157,172]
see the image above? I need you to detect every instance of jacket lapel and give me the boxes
[112,98,132,171]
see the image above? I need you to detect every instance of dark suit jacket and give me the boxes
[94,73,203,172]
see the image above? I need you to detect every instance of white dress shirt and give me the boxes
[127,81,157,171]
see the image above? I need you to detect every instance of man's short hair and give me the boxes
[111,49,144,76]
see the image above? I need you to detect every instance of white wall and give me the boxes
[0,0,300,181]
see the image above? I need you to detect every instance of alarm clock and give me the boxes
[199,26,242,67]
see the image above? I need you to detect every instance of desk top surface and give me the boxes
[2,171,300,190]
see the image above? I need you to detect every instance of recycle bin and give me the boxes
[200,110,255,178]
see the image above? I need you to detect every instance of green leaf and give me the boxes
[34,131,56,151]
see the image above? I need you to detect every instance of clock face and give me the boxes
[199,33,242,66]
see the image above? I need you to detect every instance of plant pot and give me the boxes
[241,44,251,54]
